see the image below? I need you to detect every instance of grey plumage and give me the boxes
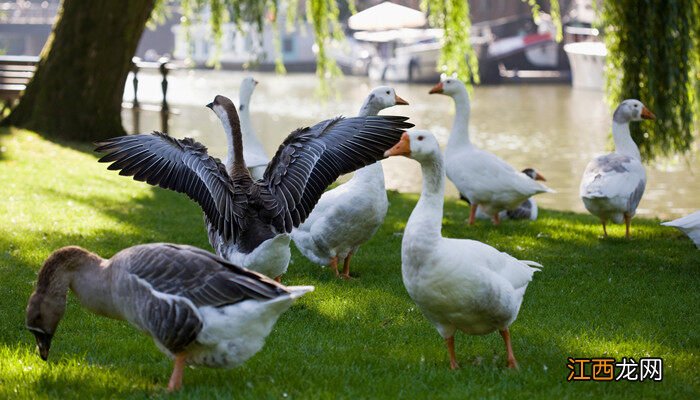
[95,116,413,254]
[116,244,287,354]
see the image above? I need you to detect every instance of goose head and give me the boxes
[25,247,95,361]
[384,130,440,162]
[239,77,258,108]
[26,292,63,361]
[206,95,238,123]
[522,168,546,181]
[428,77,468,97]
[613,99,656,124]
[361,86,409,114]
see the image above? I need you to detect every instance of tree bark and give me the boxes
[1,0,156,141]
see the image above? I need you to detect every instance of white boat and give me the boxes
[563,41,606,90]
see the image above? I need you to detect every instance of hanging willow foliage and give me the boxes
[172,0,559,89]
[601,0,700,160]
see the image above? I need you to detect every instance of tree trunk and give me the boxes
[1,0,156,141]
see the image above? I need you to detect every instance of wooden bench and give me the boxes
[0,55,177,116]
[0,55,39,112]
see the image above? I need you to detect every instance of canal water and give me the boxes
[122,69,699,220]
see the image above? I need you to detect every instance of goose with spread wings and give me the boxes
[95,95,413,280]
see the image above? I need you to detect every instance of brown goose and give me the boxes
[95,95,413,280]
[26,243,314,391]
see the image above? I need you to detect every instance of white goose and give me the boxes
[96,95,413,280]
[291,86,408,278]
[384,130,541,369]
[25,243,313,391]
[580,99,655,238]
[662,211,700,248]
[429,78,552,225]
[474,168,547,221]
[233,76,269,180]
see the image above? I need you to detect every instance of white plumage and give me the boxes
[292,86,409,278]
[580,99,655,238]
[662,211,700,248]
[429,78,552,225]
[384,130,540,369]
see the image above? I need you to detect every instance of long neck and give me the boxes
[612,122,641,160]
[358,97,384,117]
[447,90,472,148]
[222,109,247,177]
[238,92,253,139]
[406,154,445,239]
[36,248,117,318]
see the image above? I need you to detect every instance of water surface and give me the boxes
[122,69,699,220]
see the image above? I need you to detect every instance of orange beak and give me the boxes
[384,132,411,157]
[641,106,656,120]
[534,172,546,181]
[395,94,409,105]
[428,82,443,94]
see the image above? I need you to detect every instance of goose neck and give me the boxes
[406,154,445,239]
[34,248,117,318]
[222,109,247,176]
[612,122,641,160]
[448,92,472,148]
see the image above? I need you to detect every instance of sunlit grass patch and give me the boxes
[1,128,698,399]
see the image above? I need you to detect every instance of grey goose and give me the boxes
[95,95,413,279]
[26,243,313,391]
[580,99,655,238]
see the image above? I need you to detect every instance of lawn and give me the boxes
[0,128,698,399]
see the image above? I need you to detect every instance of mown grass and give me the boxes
[0,128,698,399]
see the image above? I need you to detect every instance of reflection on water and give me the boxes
[123,70,699,219]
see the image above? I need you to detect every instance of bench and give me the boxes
[0,55,39,112]
[0,55,177,116]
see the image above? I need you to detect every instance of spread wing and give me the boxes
[95,132,246,241]
[257,115,413,233]
[116,244,288,354]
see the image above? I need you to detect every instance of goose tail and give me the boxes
[285,285,315,299]
[520,260,543,271]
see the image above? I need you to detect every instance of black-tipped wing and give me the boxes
[117,244,288,353]
[95,132,245,241]
[258,115,413,232]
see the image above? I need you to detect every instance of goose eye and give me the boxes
[386,90,390,95]
[417,136,424,141]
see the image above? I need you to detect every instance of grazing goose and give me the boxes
[25,243,313,392]
[291,86,408,278]
[96,95,413,280]
[384,130,541,369]
[662,211,700,248]
[473,168,547,221]
[235,77,269,180]
[580,99,655,238]
[429,78,552,225]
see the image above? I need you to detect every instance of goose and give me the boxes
[428,77,552,225]
[662,211,700,248]
[95,95,413,280]
[234,76,269,180]
[473,168,547,221]
[25,243,313,391]
[580,99,655,238]
[384,130,541,369]
[291,86,408,279]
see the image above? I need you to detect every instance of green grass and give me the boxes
[0,128,698,399]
